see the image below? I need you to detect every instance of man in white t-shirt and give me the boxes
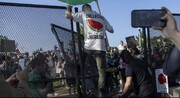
[65,4,114,97]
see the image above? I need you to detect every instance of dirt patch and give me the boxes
[54,86,69,94]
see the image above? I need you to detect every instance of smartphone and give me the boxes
[131,9,166,28]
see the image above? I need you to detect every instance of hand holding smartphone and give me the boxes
[131,9,167,28]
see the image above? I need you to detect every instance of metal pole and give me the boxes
[51,26,82,97]
[138,29,142,47]
[95,0,109,48]
[142,28,148,66]
[147,28,152,68]
[5,51,8,79]
[70,7,81,97]
[95,0,101,14]
[75,7,86,97]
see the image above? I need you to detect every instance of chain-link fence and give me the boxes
[51,24,78,54]
[0,2,80,96]
[0,2,70,53]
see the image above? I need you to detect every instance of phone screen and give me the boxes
[131,10,166,28]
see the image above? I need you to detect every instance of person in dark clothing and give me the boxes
[106,52,114,93]
[152,52,164,69]
[118,50,155,97]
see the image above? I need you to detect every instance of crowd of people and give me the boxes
[0,46,79,97]
[0,40,176,97]
[0,4,180,98]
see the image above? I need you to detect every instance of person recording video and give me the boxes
[154,7,180,84]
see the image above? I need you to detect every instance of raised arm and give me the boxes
[65,5,73,20]
[153,7,180,51]
[103,16,114,33]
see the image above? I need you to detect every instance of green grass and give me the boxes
[53,81,65,88]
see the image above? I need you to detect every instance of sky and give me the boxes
[1,0,180,53]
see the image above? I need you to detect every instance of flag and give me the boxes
[58,0,96,5]
[155,68,169,93]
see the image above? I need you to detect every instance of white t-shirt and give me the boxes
[72,11,113,52]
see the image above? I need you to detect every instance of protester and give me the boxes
[152,52,163,69]
[56,57,65,86]
[63,51,77,95]
[3,56,14,79]
[109,48,120,89]
[118,56,127,93]
[119,50,155,97]
[106,51,115,93]
[28,54,54,97]
[65,3,114,97]
[130,46,143,61]
[154,7,180,84]
[0,55,6,78]
[118,41,125,52]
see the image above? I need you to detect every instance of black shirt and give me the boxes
[126,58,154,97]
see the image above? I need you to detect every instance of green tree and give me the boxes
[0,35,18,49]
[135,31,143,47]
[150,36,165,47]
[0,35,8,40]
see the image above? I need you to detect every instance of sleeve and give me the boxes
[163,47,180,75]
[0,74,31,97]
[103,16,113,33]
[72,12,83,23]
[125,65,133,77]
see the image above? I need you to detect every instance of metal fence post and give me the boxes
[70,7,82,97]
[75,7,86,97]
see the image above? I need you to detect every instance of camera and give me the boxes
[131,9,166,28]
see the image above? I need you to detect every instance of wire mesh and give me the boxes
[0,2,70,53]
[0,2,79,96]
[52,24,78,54]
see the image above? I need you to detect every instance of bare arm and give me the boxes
[154,7,180,51]
[65,5,73,20]
[65,10,73,20]
[169,32,180,51]
[120,76,132,96]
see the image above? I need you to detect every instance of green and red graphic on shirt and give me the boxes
[87,19,103,32]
